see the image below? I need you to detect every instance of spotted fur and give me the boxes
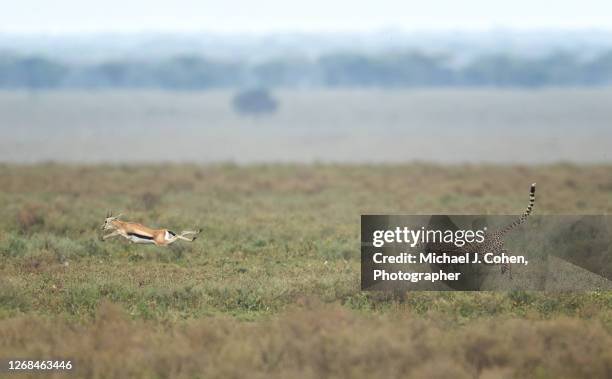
[425,183,536,279]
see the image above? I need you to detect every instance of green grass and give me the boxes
[0,163,611,377]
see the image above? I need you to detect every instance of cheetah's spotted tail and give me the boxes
[501,183,536,235]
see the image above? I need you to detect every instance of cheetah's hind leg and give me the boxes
[500,249,512,279]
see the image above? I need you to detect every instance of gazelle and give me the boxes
[101,212,200,246]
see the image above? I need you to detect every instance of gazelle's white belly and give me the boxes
[127,234,156,244]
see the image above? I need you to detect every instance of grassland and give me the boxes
[1,89,611,164]
[1,163,612,378]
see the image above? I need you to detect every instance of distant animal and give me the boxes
[426,183,536,279]
[101,212,200,246]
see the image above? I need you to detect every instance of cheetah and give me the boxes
[425,183,536,279]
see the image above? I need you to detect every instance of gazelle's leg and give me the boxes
[162,230,200,245]
[180,230,200,236]
[102,230,120,240]
[176,234,197,242]
[177,230,201,241]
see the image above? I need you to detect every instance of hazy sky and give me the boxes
[2,0,612,33]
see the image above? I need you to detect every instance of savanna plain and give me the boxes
[1,163,612,378]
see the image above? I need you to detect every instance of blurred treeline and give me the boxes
[2,50,612,89]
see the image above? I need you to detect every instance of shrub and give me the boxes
[232,88,278,115]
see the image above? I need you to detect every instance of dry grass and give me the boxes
[1,301,611,379]
[0,163,611,377]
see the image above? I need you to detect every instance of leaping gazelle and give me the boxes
[101,212,201,246]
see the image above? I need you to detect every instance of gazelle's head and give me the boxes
[102,211,122,230]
